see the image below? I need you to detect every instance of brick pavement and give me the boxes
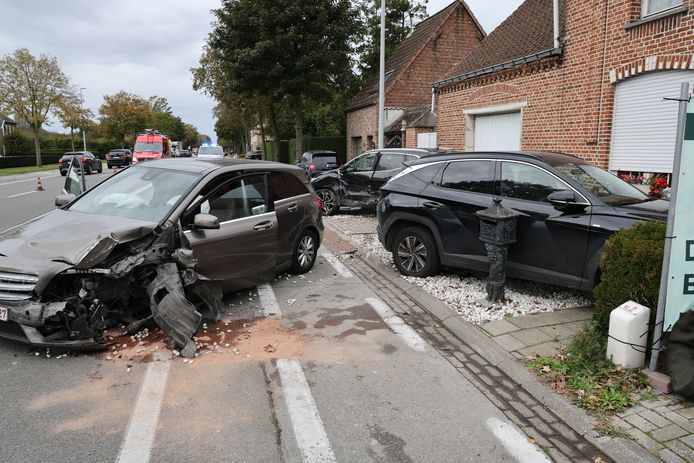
[324,215,694,462]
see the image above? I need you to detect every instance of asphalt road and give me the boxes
[0,166,552,462]
[0,167,112,231]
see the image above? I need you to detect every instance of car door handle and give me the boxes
[253,221,273,231]
[423,201,442,209]
[287,203,298,212]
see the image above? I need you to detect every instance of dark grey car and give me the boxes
[0,157,323,355]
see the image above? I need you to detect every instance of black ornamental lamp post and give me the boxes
[476,197,520,303]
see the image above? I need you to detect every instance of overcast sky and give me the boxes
[0,0,523,142]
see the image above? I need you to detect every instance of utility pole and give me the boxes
[378,0,386,149]
[80,87,87,152]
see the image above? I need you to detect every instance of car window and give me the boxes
[269,172,308,201]
[440,161,495,194]
[501,162,572,203]
[403,154,418,162]
[375,153,404,171]
[313,154,337,166]
[69,166,198,222]
[203,175,268,223]
[345,153,376,173]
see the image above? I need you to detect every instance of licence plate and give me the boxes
[0,306,8,322]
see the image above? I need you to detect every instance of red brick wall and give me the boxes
[346,105,378,159]
[386,4,485,108]
[436,0,694,169]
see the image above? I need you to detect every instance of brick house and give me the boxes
[433,0,694,177]
[345,0,485,159]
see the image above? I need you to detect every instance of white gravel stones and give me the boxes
[326,213,591,325]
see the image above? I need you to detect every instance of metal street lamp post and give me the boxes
[80,88,87,152]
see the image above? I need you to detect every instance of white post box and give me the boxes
[606,301,650,369]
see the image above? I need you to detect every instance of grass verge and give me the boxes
[528,320,650,415]
[0,164,60,176]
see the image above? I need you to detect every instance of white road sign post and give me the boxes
[650,82,694,371]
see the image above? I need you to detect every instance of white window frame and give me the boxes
[641,0,682,18]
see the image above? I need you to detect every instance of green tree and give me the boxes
[0,48,76,166]
[148,96,186,141]
[55,93,94,152]
[99,91,153,147]
[356,0,428,79]
[206,0,360,162]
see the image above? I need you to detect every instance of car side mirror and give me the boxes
[55,194,75,208]
[547,190,585,210]
[193,213,220,230]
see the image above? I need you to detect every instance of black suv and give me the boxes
[311,148,447,215]
[58,151,102,176]
[296,150,340,178]
[377,151,668,291]
[106,149,133,168]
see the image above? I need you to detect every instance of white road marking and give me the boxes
[486,417,552,463]
[366,297,428,352]
[0,174,59,187]
[277,358,337,463]
[319,248,354,278]
[116,353,171,463]
[7,191,38,198]
[258,282,282,317]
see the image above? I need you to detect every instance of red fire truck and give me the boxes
[132,130,172,163]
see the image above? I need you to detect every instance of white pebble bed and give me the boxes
[326,213,592,325]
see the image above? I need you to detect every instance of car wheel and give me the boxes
[392,226,440,277]
[60,171,66,176]
[97,162,103,173]
[316,188,339,216]
[86,165,93,175]
[290,229,318,274]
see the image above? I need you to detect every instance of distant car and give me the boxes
[198,146,225,159]
[377,151,668,291]
[179,149,192,157]
[245,150,262,160]
[297,150,340,178]
[58,151,102,176]
[106,149,133,168]
[311,148,449,215]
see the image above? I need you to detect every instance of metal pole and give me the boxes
[649,82,690,371]
[378,0,386,149]
[553,0,560,49]
[80,87,87,152]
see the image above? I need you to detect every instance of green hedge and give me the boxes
[264,140,290,163]
[288,136,346,164]
[0,155,62,169]
[593,220,666,332]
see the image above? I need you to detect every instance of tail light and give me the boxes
[315,198,324,211]
[309,163,316,171]
[81,157,88,162]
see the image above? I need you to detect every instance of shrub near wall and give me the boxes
[0,155,60,168]
[288,136,346,164]
[593,221,666,332]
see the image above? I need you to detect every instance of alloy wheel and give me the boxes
[397,235,428,273]
[297,234,316,269]
[317,189,337,215]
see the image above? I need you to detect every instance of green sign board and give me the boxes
[665,93,694,330]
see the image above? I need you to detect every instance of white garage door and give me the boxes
[416,132,437,148]
[473,112,521,151]
[610,70,694,173]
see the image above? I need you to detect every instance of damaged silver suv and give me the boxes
[0,157,323,357]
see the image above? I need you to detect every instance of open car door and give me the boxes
[55,157,87,208]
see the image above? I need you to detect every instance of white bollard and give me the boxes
[606,301,650,369]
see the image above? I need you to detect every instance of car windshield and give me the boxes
[198,146,224,156]
[69,166,199,222]
[134,141,162,152]
[554,162,648,206]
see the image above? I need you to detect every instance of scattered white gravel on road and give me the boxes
[326,213,591,325]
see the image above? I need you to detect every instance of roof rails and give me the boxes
[137,129,167,137]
